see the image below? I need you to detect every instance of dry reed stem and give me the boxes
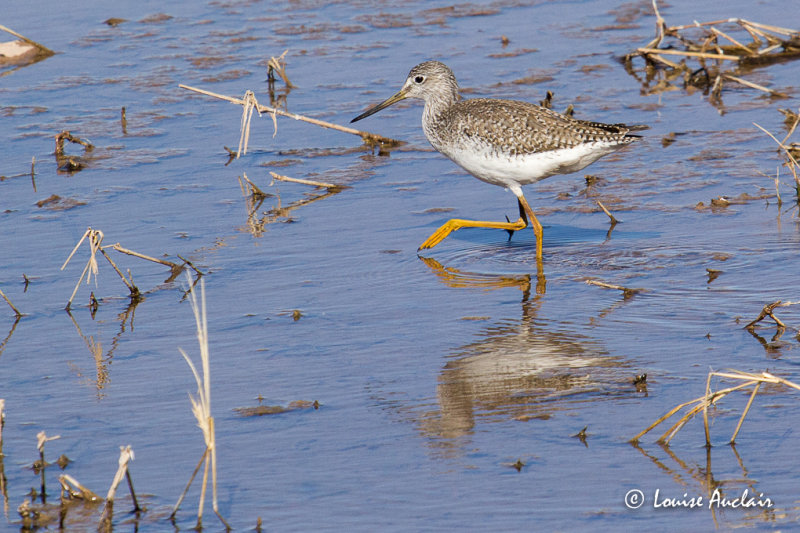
[0,24,54,55]
[585,279,643,299]
[754,119,800,186]
[179,84,402,147]
[107,243,180,269]
[647,52,681,69]
[709,26,757,56]
[54,131,93,157]
[36,430,60,453]
[104,446,134,503]
[744,300,800,329]
[661,381,753,445]
[267,49,295,88]
[0,287,22,317]
[645,0,667,49]
[240,172,268,198]
[739,19,799,37]
[100,445,139,525]
[630,4,799,102]
[0,398,4,446]
[721,73,787,97]
[36,430,59,499]
[58,474,100,501]
[702,371,713,446]
[97,248,138,296]
[595,200,620,225]
[61,228,190,307]
[61,228,103,307]
[731,381,761,444]
[632,370,800,446]
[636,47,742,61]
[238,90,259,156]
[269,171,339,189]
[170,447,208,520]
[175,273,229,530]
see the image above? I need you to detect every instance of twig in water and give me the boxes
[626,4,800,103]
[106,243,178,269]
[632,370,800,446]
[179,84,402,148]
[0,24,54,56]
[240,172,268,199]
[754,115,800,189]
[635,47,742,62]
[59,474,100,501]
[36,431,60,502]
[721,74,787,97]
[595,200,620,225]
[585,279,644,299]
[61,228,191,307]
[744,300,800,330]
[0,287,22,317]
[54,131,93,157]
[100,445,139,526]
[176,255,204,277]
[267,49,295,88]
[0,399,5,447]
[238,90,261,157]
[269,171,340,190]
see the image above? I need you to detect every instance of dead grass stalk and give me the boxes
[172,274,229,530]
[625,1,799,102]
[632,370,800,446]
[0,287,22,318]
[99,445,140,526]
[179,84,402,149]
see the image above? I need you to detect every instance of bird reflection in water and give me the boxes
[418,257,624,452]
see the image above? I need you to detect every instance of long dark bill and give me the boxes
[350,89,407,123]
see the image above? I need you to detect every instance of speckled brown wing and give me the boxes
[439,98,644,156]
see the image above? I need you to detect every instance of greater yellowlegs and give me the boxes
[351,60,645,259]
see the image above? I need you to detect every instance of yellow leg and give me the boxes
[417,193,546,292]
[418,194,544,257]
[514,194,546,294]
[516,194,543,260]
[418,215,527,250]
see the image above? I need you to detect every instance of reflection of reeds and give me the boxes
[172,274,229,530]
[632,370,800,446]
[238,172,346,237]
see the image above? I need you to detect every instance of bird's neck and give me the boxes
[421,90,460,128]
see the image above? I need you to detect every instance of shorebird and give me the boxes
[351,60,645,259]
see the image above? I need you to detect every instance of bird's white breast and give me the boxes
[439,141,623,189]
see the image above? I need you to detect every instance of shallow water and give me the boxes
[2,0,800,530]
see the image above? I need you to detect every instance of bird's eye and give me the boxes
[414,75,425,84]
